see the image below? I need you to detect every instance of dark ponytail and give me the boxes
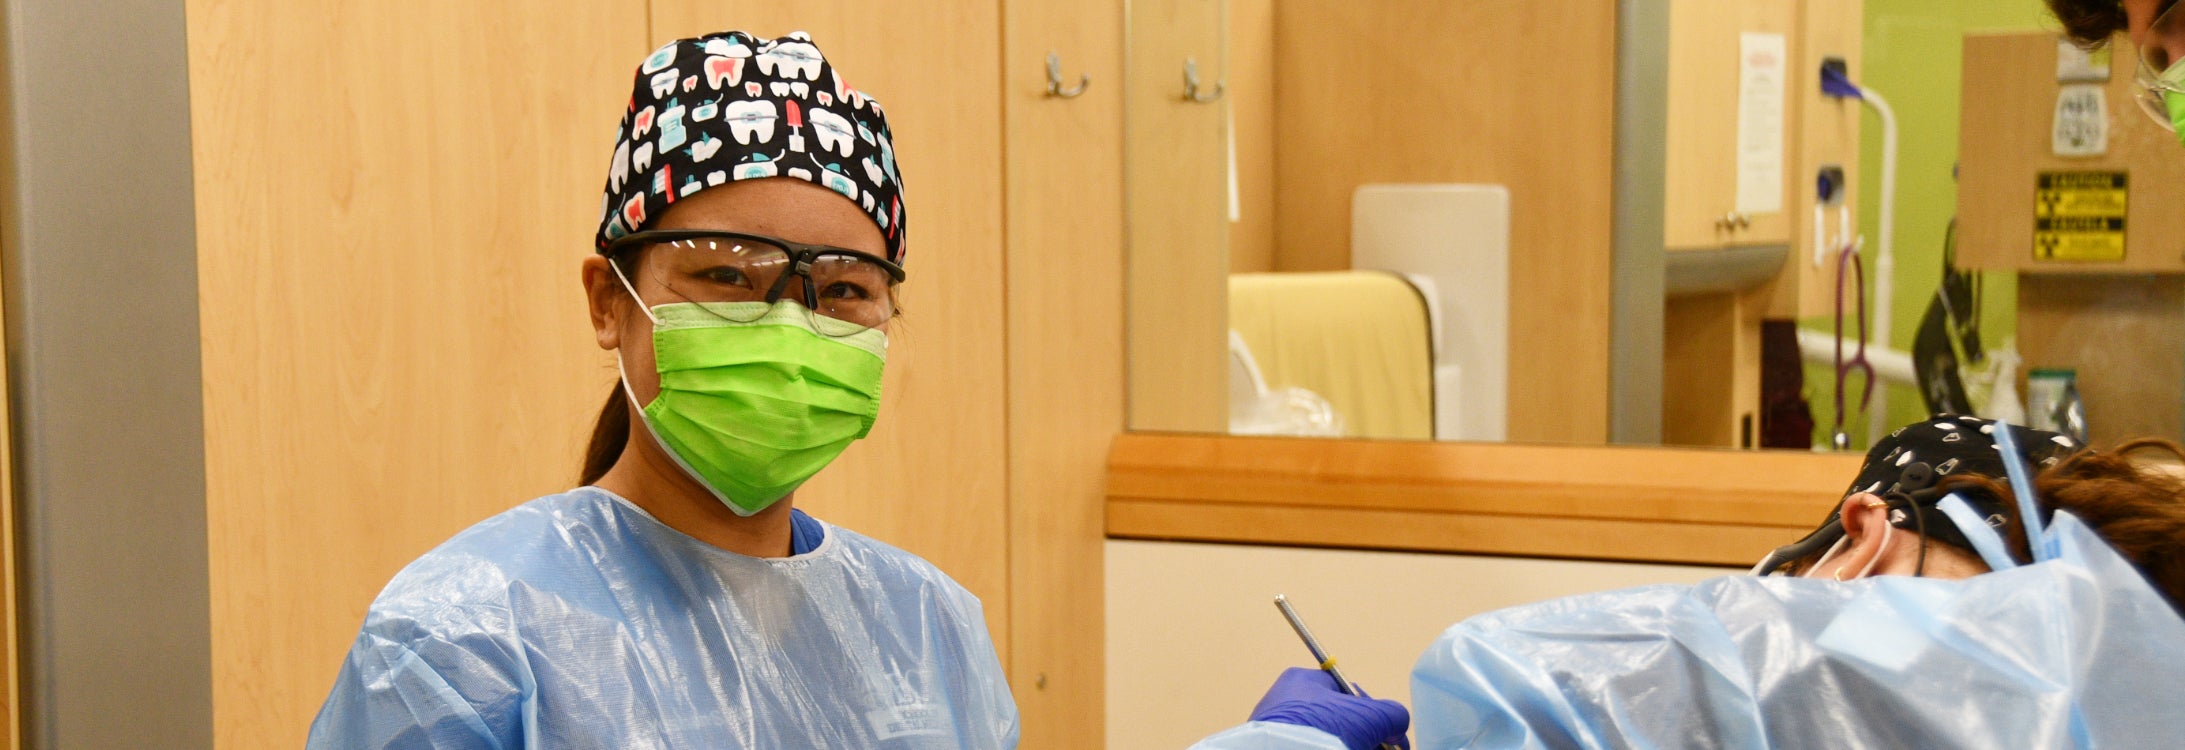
[581,383,631,485]
[582,247,642,485]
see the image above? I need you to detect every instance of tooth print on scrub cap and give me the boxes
[594,30,906,264]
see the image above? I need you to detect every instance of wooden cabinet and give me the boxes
[1957,32,2185,274]
[1660,0,1860,447]
[1125,0,1230,433]
[1665,0,1796,251]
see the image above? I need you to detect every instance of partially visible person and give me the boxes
[307,30,1018,748]
[1196,416,2185,748]
[2050,0,2185,144]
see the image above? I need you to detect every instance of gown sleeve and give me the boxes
[306,628,528,750]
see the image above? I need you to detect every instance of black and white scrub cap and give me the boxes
[594,30,906,264]
[1826,415,2082,554]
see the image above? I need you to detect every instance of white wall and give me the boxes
[1106,540,1734,748]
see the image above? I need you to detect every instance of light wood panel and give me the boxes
[1664,0,1795,251]
[1663,291,1764,448]
[1227,0,1277,274]
[1003,0,1124,745]
[1127,0,1230,432]
[0,45,18,742]
[188,1,647,746]
[1270,0,1614,444]
[1107,433,1859,566]
[647,2,1014,655]
[2017,275,2185,443]
[1957,32,2185,273]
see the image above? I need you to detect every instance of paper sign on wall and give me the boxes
[2056,38,2112,82]
[2034,171,2127,262]
[1735,32,1787,215]
[2052,84,2109,157]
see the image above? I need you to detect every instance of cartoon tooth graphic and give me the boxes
[817,91,834,107]
[639,43,678,74]
[609,140,632,192]
[808,107,854,157]
[744,82,764,98]
[769,81,793,98]
[704,56,745,90]
[706,171,727,186]
[633,142,656,173]
[690,135,723,162]
[620,195,647,230]
[786,167,814,181]
[754,42,824,80]
[790,82,810,99]
[722,99,778,145]
[681,75,697,93]
[632,106,657,138]
[861,156,885,185]
[861,192,876,213]
[649,70,678,99]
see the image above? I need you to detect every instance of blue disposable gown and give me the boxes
[308,488,1018,749]
[1197,511,2185,749]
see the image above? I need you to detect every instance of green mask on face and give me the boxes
[618,298,886,516]
[2163,58,2185,148]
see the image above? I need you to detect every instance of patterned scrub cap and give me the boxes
[1819,414,2082,554]
[594,31,906,264]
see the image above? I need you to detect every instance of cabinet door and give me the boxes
[1665,0,1794,250]
[1004,0,1123,746]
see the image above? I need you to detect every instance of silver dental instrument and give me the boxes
[1273,595,1402,750]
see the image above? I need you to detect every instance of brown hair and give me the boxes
[1938,439,2185,618]
[2047,0,2132,48]
[580,385,631,485]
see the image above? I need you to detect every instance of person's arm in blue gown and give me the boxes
[306,628,527,750]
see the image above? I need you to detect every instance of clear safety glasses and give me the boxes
[2133,0,2185,130]
[606,229,905,336]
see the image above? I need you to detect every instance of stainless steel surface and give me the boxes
[0,0,212,746]
[1609,0,1669,445]
[1664,243,1791,297]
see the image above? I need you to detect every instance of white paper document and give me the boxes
[1735,32,1787,216]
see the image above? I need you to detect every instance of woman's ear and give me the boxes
[1818,493,1896,580]
[581,255,626,351]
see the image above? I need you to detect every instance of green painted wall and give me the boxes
[1804,0,2057,449]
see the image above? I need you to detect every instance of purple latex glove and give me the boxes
[1248,667,1411,750]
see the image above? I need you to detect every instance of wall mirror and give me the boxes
[1123,0,2185,455]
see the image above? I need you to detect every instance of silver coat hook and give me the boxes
[1045,52,1090,98]
[1182,57,1224,103]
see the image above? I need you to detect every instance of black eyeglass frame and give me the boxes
[605,229,907,311]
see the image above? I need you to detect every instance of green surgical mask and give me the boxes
[615,294,887,516]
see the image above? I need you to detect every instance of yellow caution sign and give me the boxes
[2034,171,2127,262]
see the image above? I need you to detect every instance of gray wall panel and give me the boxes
[1,0,211,747]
